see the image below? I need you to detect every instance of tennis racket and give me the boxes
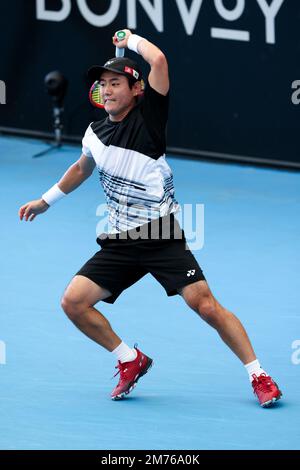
[89,31,125,109]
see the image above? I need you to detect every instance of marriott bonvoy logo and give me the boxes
[36,0,285,44]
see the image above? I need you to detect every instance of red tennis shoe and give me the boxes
[252,373,282,407]
[111,346,153,400]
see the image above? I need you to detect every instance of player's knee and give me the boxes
[61,294,85,321]
[197,296,219,325]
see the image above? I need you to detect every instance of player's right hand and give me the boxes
[19,199,49,222]
[112,29,132,49]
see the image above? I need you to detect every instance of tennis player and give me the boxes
[19,29,282,407]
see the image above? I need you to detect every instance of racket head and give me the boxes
[89,78,146,109]
[89,81,104,109]
[138,79,145,96]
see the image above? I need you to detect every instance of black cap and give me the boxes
[88,57,142,83]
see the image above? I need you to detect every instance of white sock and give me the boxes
[112,341,137,363]
[244,359,267,382]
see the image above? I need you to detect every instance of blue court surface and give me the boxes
[0,135,299,450]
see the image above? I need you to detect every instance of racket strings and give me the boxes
[89,81,104,108]
[89,80,145,109]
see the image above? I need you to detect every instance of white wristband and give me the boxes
[127,34,144,54]
[42,183,66,206]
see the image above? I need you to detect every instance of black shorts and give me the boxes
[76,234,205,304]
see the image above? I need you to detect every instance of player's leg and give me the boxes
[61,247,153,400]
[61,275,121,351]
[145,231,282,406]
[179,280,282,406]
[178,280,256,364]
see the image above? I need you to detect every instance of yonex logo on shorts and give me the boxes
[0,340,6,365]
[0,80,6,105]
[187,270,195,277]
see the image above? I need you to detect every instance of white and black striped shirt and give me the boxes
[82,84,179,234]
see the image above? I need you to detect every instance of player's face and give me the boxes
[99,71,137,120]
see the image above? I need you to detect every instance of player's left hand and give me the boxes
[112,29,132,49]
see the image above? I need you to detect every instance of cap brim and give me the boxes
[87,65,131,83]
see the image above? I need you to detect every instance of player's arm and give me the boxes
[57,153,95,194]
[113,29,169,96]
[19,154,95,222]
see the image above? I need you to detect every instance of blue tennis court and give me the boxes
[0,135,299,450]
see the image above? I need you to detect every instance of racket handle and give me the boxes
[115,47,125,58]
[115,31,126,58]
